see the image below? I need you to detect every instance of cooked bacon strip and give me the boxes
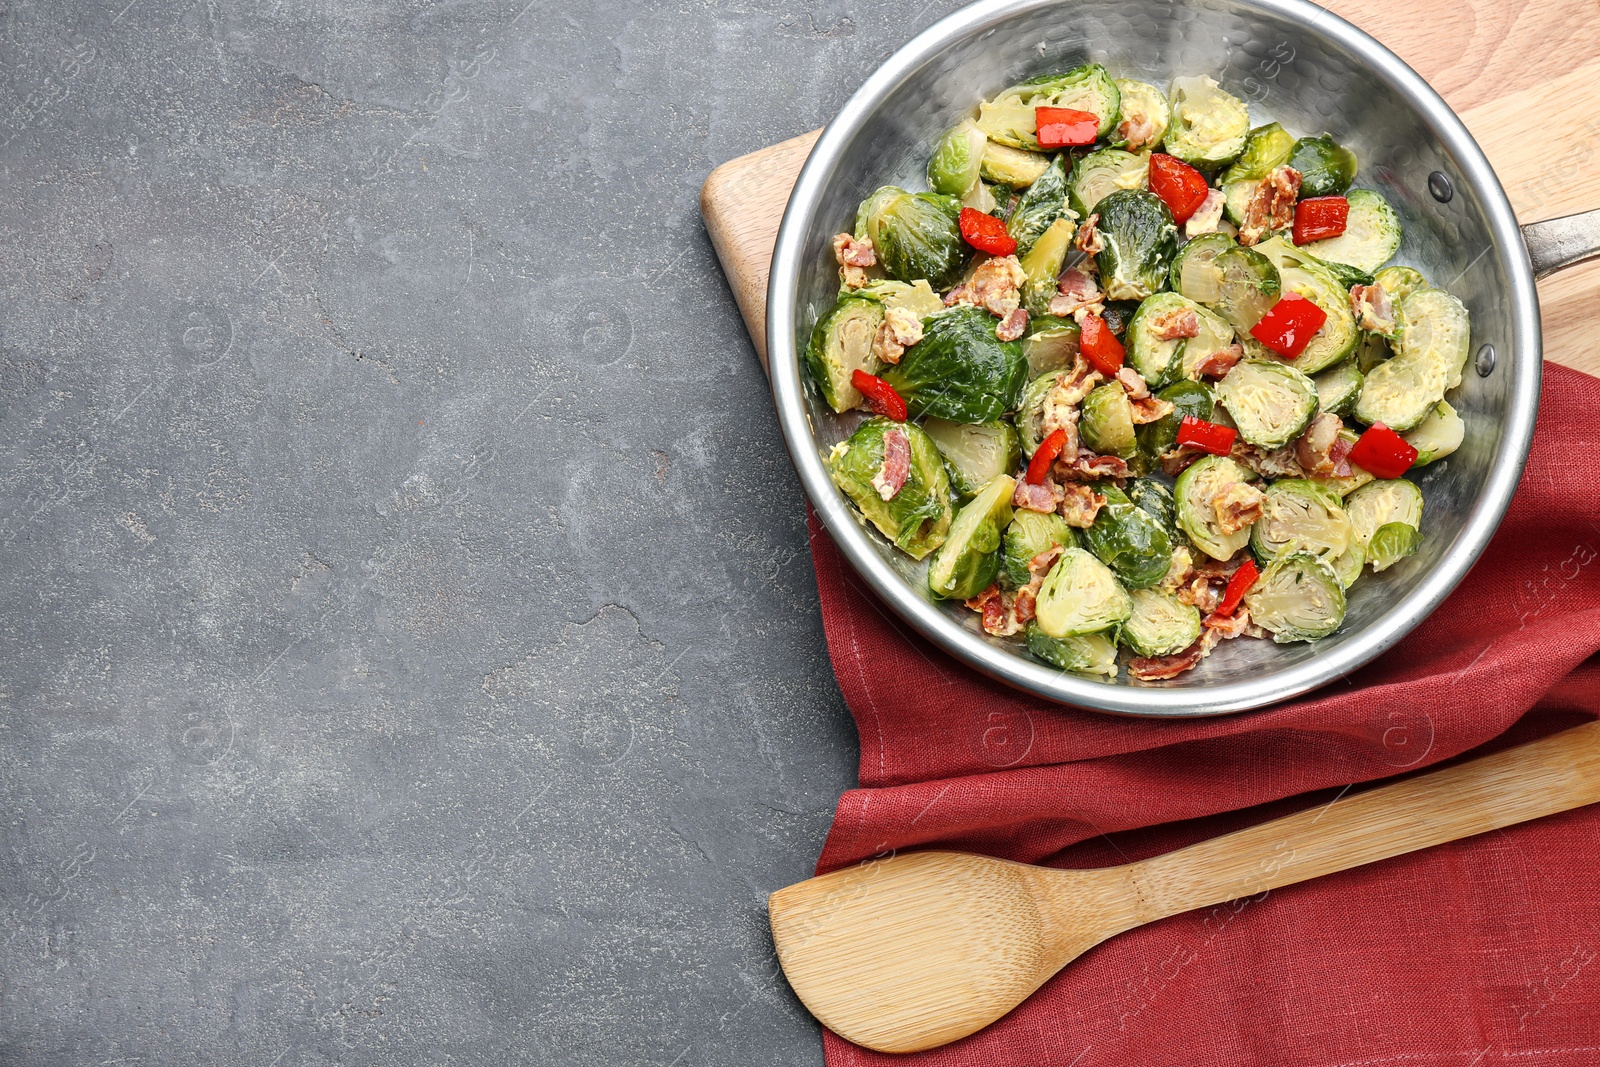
[1232,441,1306,479]
[1238,165,1302,246]
[1073,213,1105,255]
[872,305,923,365]
[1116,111,1164,152]
[833,232,877,267]
[1160,444,1207,477]
[870,426,910,501]
[954,255,1027,318]
[1055,452,1131,483]
[1176,576,1224,614]
[1350,283,1395,335]
[996,306,1029,342]
[1184,188,1226,238]
[1012,479,1057,513]
[1213,481,1266,534]
[1193,343,1245,379]
[1129,629,1222,680]
[1048,267,1104,318]
[965,557,1053,637]
[1115,366,1151,400]
[1130,396,1174,425]
[1028,545,1065,579]
[1329,434,1355,478]
[1148,307,1200,341]
[1204,608,1255,639]
[1295,412,1345,476]
[1058,483,1106,528]
[943,283,971,307]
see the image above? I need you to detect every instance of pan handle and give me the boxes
[1522,208,1600,280]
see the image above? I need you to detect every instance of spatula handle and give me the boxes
[1131,721,1600,920]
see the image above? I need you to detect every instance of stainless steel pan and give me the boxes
[767,0,1600,716]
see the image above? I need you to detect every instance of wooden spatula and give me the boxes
[769,720,1600,1053]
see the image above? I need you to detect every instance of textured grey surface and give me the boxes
[0,1,962,1062]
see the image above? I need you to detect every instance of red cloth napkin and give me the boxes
[808,362,1600,1067]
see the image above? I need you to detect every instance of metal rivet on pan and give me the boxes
[1428,171,1453,203]
[1475,343,1496,377]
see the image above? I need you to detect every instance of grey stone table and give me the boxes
[0,1,965,1062]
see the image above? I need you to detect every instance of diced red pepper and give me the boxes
[1215,558,1260,617]
[1079,311,1125,376]
[1175,415,1237,456]
[1148,153,1212,224]
[1026,427,1068,485]
[958,207,1018,256]
[1035,106,1100,150]
[1249,292,1328,358]
[851,369,907,422]
[1292,196,1350,244]
[1347,422,1418,479]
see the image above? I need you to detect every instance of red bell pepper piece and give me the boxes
[1249,292,1328,358]
[1026,427,1068,485]
[1079,311,1125,376]
[1347,422,1418,479]
[1035,106,1100,150]
[1292,196,1349,244]
[1148,153,1212,224]
[1175,415,1237,456]
[958,207,1018,256]
[1215,558,1260,617]
[851,369,907,422]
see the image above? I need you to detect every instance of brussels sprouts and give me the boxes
[1123,292,1195,386]
[881,305,1028,423]
[1314,257,1377,291]
[927,120,987,199]
[1402,400,1464,467]
[827,418,954,560]
[1007,154,1072,258]
[1017,370,1064,456]
[1249,479,1354,569]
[1080,382,1138,458]
[1164,75,1250,168]
[1297,189,1401,274]
[805,294,886,413]
[1003,510,1079,587]
[927,475,1015,600]
[855,278,945,317]
[1346,478,1423,549]
[1020,216,1077,314]
[1221,123,1297,184]
[1206,245,1281,332]
[1310,428,1376,498]
[1034,547,1134,638]
[1123,588,1203,658]
[1026,625,1120,676]
[1286,134,1357,198]
[1313,359,1364,417]
[1374,265,1428,303]
[923,418,1023,500]
[1243,552,1347,642]
[1068,147,1149,217]
[1176,455,1259,560]
[1355,288,1470,431]
[1170,232,1236,301]
[1330,539,1365,589]
[1022,315,1081,376]
[980,142,1052,187]
[1247,237,1361,373]
[1095,189,1179,301]
[1137,380,1214,457]
[1214,359,1320,449]
[1366,521,1421,572]
[978,64,1122,150]
[1082,489,1175,590]
[1111,79,1171,149]
[1127,477,1178,531]
[855,186,967,289]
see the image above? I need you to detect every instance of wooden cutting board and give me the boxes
[701,0,1600,380]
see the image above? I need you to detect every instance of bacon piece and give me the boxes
[1184,188,1226,238]
[1055,452,1131,483]
[1161,444,1207,477]
[1148,307,1200,341]
[872,305,923,365]
[1204,607,1254,639]
[1115,366,1151,400]
[1213,481,1266,534]
[1130,395,1175,425]
[1350,283,1395,335]
[1028,545,1065,580]
[1116,110,1164,152]
[1194,552,1250,579]
[1238,165,1302,246]
[1232,441,1306,480]
[1048,267,1105,318]
[1073,213,1105,255]
[996,307,1029,342]
[833,232,877,268]
[1193,343,1245,379]
[870,426,910,501]
[1295,412,1344,476]
[960,255,1027,318]
[1329,434,1355,478]
[943,283,971,307]
[1129,628,1223,680]
[965,563,1051,637]
[1012,479,1058,513]
[1176,575,1224,614]
[1057,483,1106,528]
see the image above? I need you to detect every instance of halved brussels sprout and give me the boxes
[1206,245,1280,332]
[1174,305,1237,382]
[1243,552,1347,642]
[1095,189,1179,301]
[923,419,1023,500]
[1286,134,1357,198]
[1402,400,1464,467]
[881,306,1028,423]
[1331,538,1365,589]
[1170,231,1236,302]
[1127,477,1178,533]
[1355,288,1470,431]
[1346,478,1423,549]
[1297,189,1401,274]
[1020,216,1076,314]
[827,418,953,560]
[1017,370,1064,456]
[1356,333,1391,373]
[1214,359,1320,449]
[1176,455,1259,560]
[1137,380,1214,458]
[1034,546,1133,638]
[1221,122,1297,184]
[855,278,945,317]
[1313,359,1364,417]
[1221,179,1257,230]
[1374,265,1428,303]
[979,64,1121,150]
[1082,489,1175,590]
[1008,154,1072,257]
[855,186,967,289]
[1309,428,1376,498]
[1111,79,1171,149]
[1247,237,1361,373]
[1080,382,1138,459]
[980,142,1052,187]
[1068,147,1149,217]
[1125,291,1199,385]
[1026,625,1119,676]
[1249,479,1353,568]
[1022,314,1081,376]
[1123,588,1202,657]
[1164,75,1250,168]
[1366,521,1421,572]
[927,120,987,199]
[1003,509,1078,587]
[805,293,885,412]
[927,475,1015,600]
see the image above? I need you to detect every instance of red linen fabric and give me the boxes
[808,363,1600,1067]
